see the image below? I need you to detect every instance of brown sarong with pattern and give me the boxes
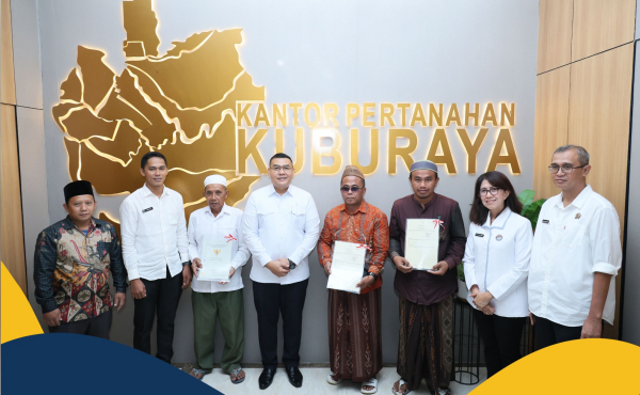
[328,287,383,382]
[397,294,454,392]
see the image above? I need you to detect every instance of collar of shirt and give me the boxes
[556,184,593,210]
[411,193,438,212]
[339,201,368,215]
[267,183,296,198]
[142,183,170,198]
[61,216,99,233]
[204,203,230,220]
[481,206,512,229]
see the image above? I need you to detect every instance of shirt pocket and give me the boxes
[166,206,180,226]
[257,207,275,229]
[290,204,306,228]
[562,218,587,248]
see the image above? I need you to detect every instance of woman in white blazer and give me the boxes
[463,171,533,378]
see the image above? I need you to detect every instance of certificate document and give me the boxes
[327,241,366,294]
[198,240,232,282]
[405,219,439,270]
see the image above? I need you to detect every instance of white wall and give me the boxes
[28,0,538,363]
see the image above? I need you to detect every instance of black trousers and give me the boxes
[533,315,602,350]
[472,310,526,378]
[133,267,183,363]
[253,279,308,368]
[49,310,112,339]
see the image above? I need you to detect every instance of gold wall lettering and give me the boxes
[53,0,524,221]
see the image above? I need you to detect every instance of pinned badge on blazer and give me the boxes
[142,207,153,213]
[575,213,581,219]
[542,219,549,224]
[496,234,503,241]
[474,233,485,237]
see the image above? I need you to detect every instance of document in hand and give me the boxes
[198,240,232,282]
[404,219,439,270]
[327,241,366,294]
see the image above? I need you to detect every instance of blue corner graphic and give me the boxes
[1,334,222,395]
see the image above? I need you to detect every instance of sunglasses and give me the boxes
[340,186,362,193]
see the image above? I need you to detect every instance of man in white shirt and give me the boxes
[243,153,320,390]
[188,175,250,383]
[119,152,192,363]
[529,145,622,348]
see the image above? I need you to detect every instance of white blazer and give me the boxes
[463,207,533,317]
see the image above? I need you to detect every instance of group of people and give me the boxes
[33,144,621,395]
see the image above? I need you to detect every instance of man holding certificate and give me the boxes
[317,165,389,395]
[389,160,466,395]
[188,175,250,382]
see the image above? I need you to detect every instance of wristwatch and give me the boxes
[288,259,297,270]
[367,272,378,282]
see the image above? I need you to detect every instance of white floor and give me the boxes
[198,367,487,395]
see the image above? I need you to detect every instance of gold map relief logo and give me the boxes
[53,0,263,222]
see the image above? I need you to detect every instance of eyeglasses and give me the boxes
[548,164,587,174]
[270,165,292,173]
[479,187,501,196]
[340,186,362,193]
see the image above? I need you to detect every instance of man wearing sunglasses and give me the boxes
[242,152,320,389]
[388,160,466,395]
[528,145,622,348]
[317,165,389,394]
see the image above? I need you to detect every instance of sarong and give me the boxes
[328,287,383,382]
[397,294,454,392]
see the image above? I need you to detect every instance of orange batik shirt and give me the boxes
[317,201,389,294]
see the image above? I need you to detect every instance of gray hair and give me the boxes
[553,145,590,166]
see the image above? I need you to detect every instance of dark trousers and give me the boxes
[472,310,525,378]
[133,268,183,363]
[533,315,599,350]
[49,310,112,339]
[253,279,308,368]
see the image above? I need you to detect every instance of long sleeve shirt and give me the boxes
[242,184,320,284]
[463,207,532,317]
[317,201,389,294]
[389,193,467,306]
[33,216,127,322]
[528,185,622,326]
[188,204,251,293]
[119,184,189,281]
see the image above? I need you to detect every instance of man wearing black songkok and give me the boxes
[33,180,128,338]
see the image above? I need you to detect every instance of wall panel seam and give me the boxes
[13,103,29,296]
[618,42,637,339]
[537,40,635,76]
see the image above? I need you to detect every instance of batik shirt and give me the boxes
[34,216,128,323]
[317,201,389,294]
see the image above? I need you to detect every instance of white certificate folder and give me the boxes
[326,241,366,294]
[404,219,439,271]
[198,240,232,282]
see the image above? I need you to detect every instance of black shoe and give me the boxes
[259,367,277,390]
[286,366,303,388]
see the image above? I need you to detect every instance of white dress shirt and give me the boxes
[528,185,622,326]
[188,204,250,293]
[463,207,532,317]
[119,184,189,281]
[242,184,320,284]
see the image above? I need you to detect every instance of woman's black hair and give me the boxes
[469,171,522,225]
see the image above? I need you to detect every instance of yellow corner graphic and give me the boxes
[1,262,44,344]
[471,338,640,394]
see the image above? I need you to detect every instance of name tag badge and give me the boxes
[142,207,153,213]
[541,219,549,224]
[474,233,485,237]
